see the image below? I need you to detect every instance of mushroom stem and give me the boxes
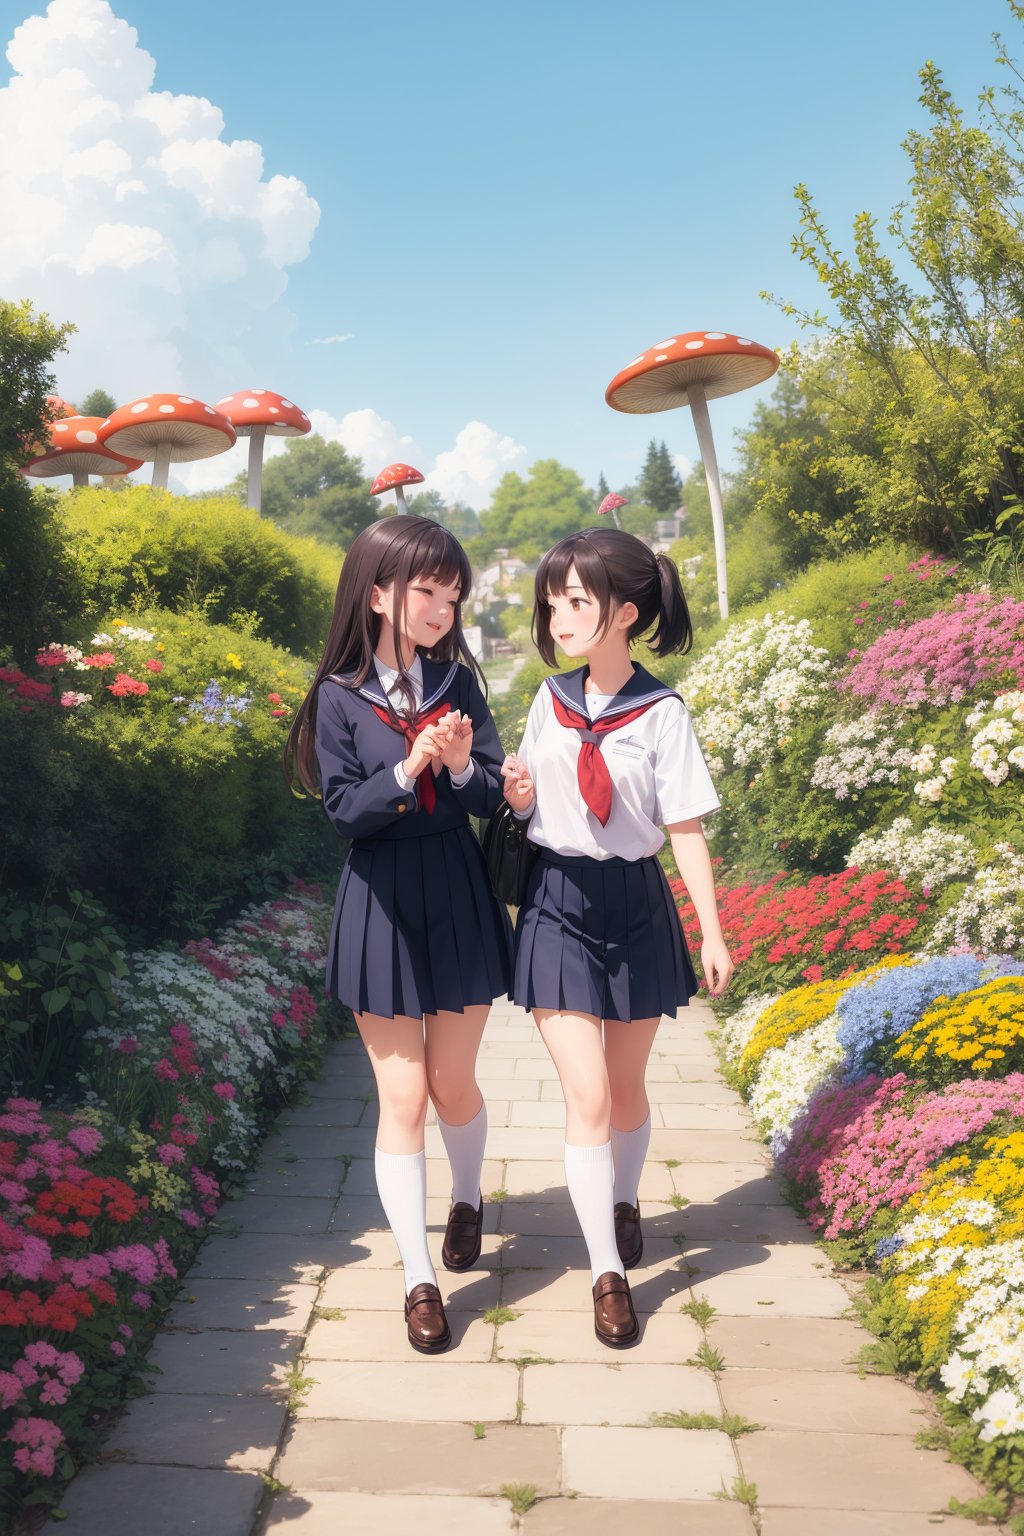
[246,424,268,512]
[394,485,409,515]
[151,442,172,490]
[72,470,88,489]
[687,382,728,620]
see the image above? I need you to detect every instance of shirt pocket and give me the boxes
[610,734,649,761]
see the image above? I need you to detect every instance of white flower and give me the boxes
[846,818,976,888]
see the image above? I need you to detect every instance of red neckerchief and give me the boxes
[547,683,666,827]
[370,699,452,814]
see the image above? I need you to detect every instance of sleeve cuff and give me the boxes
[394,762,416,792]
[513,801,536,821]
[449,762,476,788]
[663,800,721,824]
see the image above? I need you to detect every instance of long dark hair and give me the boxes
[532,527,692,668]
[286,516,482,794]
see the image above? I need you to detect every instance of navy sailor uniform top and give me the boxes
[315,655,506,841]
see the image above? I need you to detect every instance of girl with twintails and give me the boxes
[287,516,513,1354]
[501,528,732,1346]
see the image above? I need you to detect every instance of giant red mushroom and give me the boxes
[597,491,628,530]
[605,331,779,618]
[99,395,236,490]
[22,415,143,488]
[215,390,311,512]
[370,462,425,514]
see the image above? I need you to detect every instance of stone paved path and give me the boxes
[50,1002,1003,1535]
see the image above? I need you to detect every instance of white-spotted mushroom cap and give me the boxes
[99,394,237,462]
[23,416,143,479]
[605,332,779,414]
[215,390,311,438]
[597,492,629,516]
[370,463,425,496]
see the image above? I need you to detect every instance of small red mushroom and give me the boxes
[370,462,425,515]
[597,491,628,529]
[215,390,311,512]
[99,394,236,490]
[606,331,779,618]
[22,415,143,488]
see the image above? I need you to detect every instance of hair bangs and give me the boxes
[533,530,616,666]
[406,521,471,600]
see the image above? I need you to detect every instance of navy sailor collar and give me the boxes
[335,654,459,714]
[547,663,679,724]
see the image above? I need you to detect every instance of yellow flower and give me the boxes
[225,652,244,670]
[112,618,126,628]
[156,643,165,653]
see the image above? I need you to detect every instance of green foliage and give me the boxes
[407,488,481,540]
[638,439,682,514]
[0,297,75,461]
[77,389,117,419]
[0,609,335,940]
[0,890,127,1098]
[58,484,339,657]
[237,433,377,547]
[479,459,592,558]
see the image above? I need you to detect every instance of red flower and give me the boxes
[82,652,117,668]
[267,692,282,703]
[107,674,149,697]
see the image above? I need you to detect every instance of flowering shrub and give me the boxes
[675,867,927,1002]
[748,1014,848,1154]
[926,844,1024,956]
[890,978,1024,1088]
[846,817,977,891]
[809,712,914,801]
[835,954,992,1078]
[681,612,833,774]
[781,1074,1024,1246]
[841,593,1024,711]
[737,974,862,1078]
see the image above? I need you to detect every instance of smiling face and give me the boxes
[543,564,605,657]
[371,570,462,654]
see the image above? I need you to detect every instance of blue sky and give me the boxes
[0,0,1014,502]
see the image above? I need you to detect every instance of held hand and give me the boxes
[700,938,734,998]
[501,753,535,814]
[403,722,453,780]
[437,710,473,776]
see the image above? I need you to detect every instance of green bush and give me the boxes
[56,484,340,657]
[0,609,335,940]
[0,470,84,662]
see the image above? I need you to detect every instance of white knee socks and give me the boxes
[564,1141,624,1284]
[436,1101,488,1208]
[374,1147,436,1293]
[611,1113,652,1207]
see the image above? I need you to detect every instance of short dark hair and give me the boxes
[532,528,693,668]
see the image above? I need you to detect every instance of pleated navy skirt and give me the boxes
[513,850,697,1023]
[327,825,513,1019]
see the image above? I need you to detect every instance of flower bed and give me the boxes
[0,880,341,1520]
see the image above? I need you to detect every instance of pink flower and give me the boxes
[130,1290,152,1309]
[157,1143,185,1165]
[117,1036,139,1055]
[143,659,164,673]
[180,1208,201,1228]
[154,1059,179,1083]
[109,1341,126,1357]
[212,1082,235,1101]
[66,1126,102,1156]
[81,652,116,669]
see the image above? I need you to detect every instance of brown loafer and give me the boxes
[614,1201,643,1270]
[441,1199,483,1272]
[404,1283,452,1354]
[592,1270,640,1348]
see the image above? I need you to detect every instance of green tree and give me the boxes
[479,459,592,559]
[78,388,117,419]
[0,300,77,658]
[638,439,681,515]
[596,471,610,502]
[764,14,1024,555]
[231,434,376,547]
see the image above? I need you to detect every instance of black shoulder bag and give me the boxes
[482,801,538,907]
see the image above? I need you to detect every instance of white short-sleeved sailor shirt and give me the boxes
[517,680,720,862]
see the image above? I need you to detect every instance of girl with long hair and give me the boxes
[287,516,513,1354]
[501,527,732,1346]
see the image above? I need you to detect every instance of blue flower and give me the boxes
[874,1233,904,1259]
[836,955,987,1079]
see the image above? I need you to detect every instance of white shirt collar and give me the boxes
[374,652,423,689]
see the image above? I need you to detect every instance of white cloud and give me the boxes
[673,453,693,481]
[424,420,527,506]
[308,333,353,346]
[309,407,418,476]
[0,0,320,401]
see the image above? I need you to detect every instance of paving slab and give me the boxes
[221,1194,336,1235]
[681,1240,833,1280]
[524,1499,757,1535]
[690,1273,853,1318]
[296,1361,521,1422]
[521,1361,719,1425]
[243,1161,347,1199]
[720,1368,932,1434]
[676,1202,815,1245]
[48,1463,264,1534]
[710,1315,868,1372]
[260,1491,514,1534]
[503,1264,692,1314]
[277,1419,561,1494]
[741,1429,984,1509]
[306,1310,495,1361]
[318,1263,500,1313]
[275,1098,365,1128]
[758,1512,1005,1536]
[660,1103,757,1129]
[167,1278,318,1333]
[144,1327,299,1395]
[497,1308,703,1364]
[102,1391,287,1470]
[562,1425,737,1500]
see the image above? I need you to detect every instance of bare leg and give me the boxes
[603,1016,660,1209]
